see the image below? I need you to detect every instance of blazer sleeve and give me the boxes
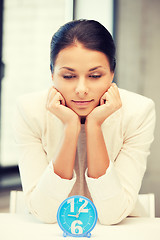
[85,98,156,225]
[14,95,76,223]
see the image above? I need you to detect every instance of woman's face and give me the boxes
[52,43,114,118]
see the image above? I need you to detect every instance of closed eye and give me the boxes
[63,75,76,79]
[89,75,101,79]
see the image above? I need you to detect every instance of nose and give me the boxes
[75,79,88,97]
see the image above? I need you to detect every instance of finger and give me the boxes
[108,83,122,109]
[108,83,117,93]
[59,93,66,106]
[49,87,66,105]
[100,83,119,105]
[46,88,57,109]
[52,92,66,108]
[101,92,112,106]
[48,86,57,96]
[111,82,117,87]
[108,83,120,100]
[112,85,121,101]
[107,87,115,98]
[100,92,107,105]
[53,92,62,107]
[111,83,120,94]
[47,87,57,100]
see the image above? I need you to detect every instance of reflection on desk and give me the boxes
[0,213,160,240]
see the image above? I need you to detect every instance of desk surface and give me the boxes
[0,213,160,240]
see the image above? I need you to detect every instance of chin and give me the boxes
[75,109,94,118]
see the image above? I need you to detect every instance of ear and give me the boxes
[50,72,55,86]
[110,71,115,83]
[50,64,54,81]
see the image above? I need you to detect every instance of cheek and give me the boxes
[54,82,72,100]
[53,78,65,92]
[95,82,111,98]
[52,78,60,89]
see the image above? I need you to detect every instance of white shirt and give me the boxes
[14,88,156,224]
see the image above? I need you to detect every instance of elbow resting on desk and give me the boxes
[94,195,135,225]
[25,192,60,224]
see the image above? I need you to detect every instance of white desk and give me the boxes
[0,213,160,240]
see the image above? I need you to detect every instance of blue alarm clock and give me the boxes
[57,195,98,238]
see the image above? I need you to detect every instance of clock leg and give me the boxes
[86,232,91,238]
[63,232,67,237]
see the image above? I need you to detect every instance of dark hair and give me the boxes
[50,19,116,73]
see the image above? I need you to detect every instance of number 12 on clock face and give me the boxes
[57,195,98,238]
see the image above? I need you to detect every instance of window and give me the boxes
[1,0,74,166]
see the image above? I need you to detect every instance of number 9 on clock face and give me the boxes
[57,195,98,238]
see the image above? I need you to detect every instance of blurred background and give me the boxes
[0,0,159,216]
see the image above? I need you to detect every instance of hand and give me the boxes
[46,87,80,127]
[86,83,122,126]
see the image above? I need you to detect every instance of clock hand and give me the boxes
[70,206,85,219]
[75,208,83,218]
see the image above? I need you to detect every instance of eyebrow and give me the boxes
[60,67,75,71]
[60,66,104,72]
[89,66,104,71]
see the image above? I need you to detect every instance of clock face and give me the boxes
[57,195,98,237]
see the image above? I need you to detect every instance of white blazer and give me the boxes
[14,88,156,225]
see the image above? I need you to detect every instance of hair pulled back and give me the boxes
[50,19,116,73]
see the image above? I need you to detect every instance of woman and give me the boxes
[14,19,156,225]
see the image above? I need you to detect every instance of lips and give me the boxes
[72,100,93,103]
[72,100,94,107]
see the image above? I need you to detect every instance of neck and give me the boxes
[80,117,86,124]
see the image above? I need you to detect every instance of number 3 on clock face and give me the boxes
[57,195,98,238]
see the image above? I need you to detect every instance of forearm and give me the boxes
[85,120,110,178]
[25,161,76,223]
[53,122,80,180]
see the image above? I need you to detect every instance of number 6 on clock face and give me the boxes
[57,195,98,238]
